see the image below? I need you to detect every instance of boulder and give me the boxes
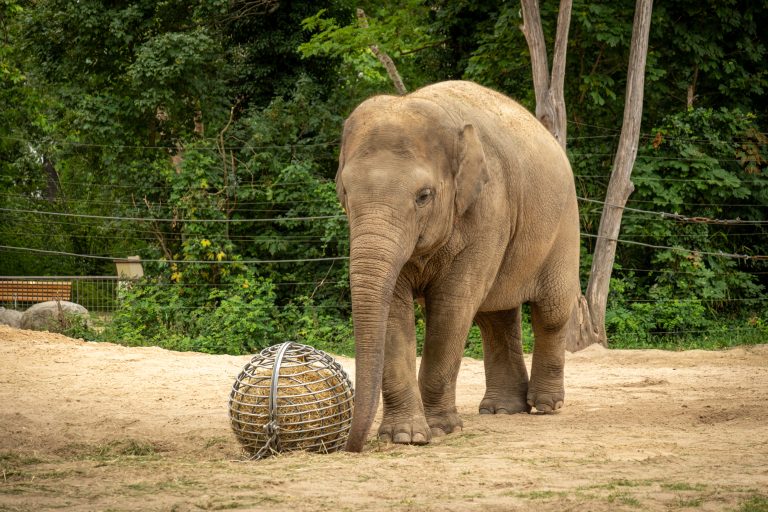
[0,307,23,328]
[20,301,90,333]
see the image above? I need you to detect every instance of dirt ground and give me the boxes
[1,325,767,511]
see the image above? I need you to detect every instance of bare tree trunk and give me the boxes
[686,65,698,108]
[357,8,407,95]
[520,0,654,351]
[576,0,654,351]
[520,0,571,148]
[42,156,62,202]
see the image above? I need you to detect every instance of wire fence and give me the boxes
[1,131,765,345]
[0,276,136,312]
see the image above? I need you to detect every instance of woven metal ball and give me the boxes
[228,341,354,459]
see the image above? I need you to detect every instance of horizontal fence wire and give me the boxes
[1,275,765,313]
[0,207,345,223]
[2,196,765,225]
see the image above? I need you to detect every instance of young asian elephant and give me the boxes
[337,80,580,452]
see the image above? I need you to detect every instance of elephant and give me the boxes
[336,80,580,452]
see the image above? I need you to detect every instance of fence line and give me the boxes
[3,199,765,226]
[4,190,767,210]
[5,129,765,151]
[3,272,761,315]
[0,207,345,224]
[577,197,768,225]
[0,245,347,265]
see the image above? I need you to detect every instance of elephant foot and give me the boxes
[425,410,463,437]
[378,414,432,445]
[526,389,564,414]
[479,394,531,415]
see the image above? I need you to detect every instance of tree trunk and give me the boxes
[42,156,61,202]
[520,0,571,148]
[576,0,654,350]
[520,0,654,351]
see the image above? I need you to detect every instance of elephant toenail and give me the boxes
[379,433,392,443]
[412,433,427,444]
[555,400,563,409]
[479,408,492,415]
[496,408,510,414]
[430,427,447,437]
[394,432,411,444]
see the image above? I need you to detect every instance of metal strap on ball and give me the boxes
[253,341,293,459]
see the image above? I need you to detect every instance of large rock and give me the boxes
[0,307,23,328]
[20,301,90,333]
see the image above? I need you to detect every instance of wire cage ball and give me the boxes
[228,341,354,459]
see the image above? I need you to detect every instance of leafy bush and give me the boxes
[103,271,352,355]
[600,107,768,347]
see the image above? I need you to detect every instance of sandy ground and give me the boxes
[0,325,767,511]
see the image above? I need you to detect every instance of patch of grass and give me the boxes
[203,436,230,449]
[739,495,768,512]
[507,490,566,500]
[582,478,653,491]
[0,451,45,481]
[76,439,166,461]
[208,502,243,510]
[608,326,767,351]
[118,439,159,456]
[439,431,482,447]
[677,497,703,508]
[125,477,199,494]
[607,492,642,508]
[0,451,43,467]
[662,482,707,492]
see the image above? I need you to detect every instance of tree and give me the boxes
[520,0,654,350]
[520,0,572,148]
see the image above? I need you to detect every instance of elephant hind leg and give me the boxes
[475,309,531,414]
[527,298,572,413]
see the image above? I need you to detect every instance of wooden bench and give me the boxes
[0,280,72,304]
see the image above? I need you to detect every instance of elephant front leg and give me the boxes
[475,309,530,414]
[418,296,477,437]
[378,284,431,445]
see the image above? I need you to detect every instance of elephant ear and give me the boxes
[455,124,489,216]
[335,142,348,213]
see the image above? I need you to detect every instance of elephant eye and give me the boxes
[415,188,434,207]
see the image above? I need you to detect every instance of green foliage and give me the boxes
[463,5,535,108]
[623,108,766,305]
[103,272,353,356]
[602,107,767,345]
[299,1,442,93]
[98,76,353,355]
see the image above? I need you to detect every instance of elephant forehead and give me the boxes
[343,155,433,185]
[346,123,424,160]
[344,110,452,158]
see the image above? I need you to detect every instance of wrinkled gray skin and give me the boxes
[337,81,580,452]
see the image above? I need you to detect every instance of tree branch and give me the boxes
[549,0,572,145]
[357,8,407,95]
[520,0,571,148]
[520,0,550,111]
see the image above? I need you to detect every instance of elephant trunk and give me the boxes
[345,212,412,452]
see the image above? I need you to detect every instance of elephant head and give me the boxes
[337,96,489,452]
